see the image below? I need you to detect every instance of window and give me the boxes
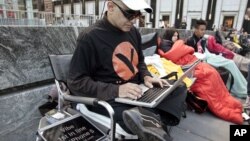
[162,15,170,28]
[64,4,71,16]
[191,19,197,29]
[223,16,234,29]
[55,6,61,17]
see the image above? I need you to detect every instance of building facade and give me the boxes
[49,0,250,30]
[0,0,250,30]
[0,0,34,18]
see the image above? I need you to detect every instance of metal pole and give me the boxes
[82,0,85,14]
[71,0,74,15]
[95,0,99,16]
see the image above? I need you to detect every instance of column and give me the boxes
[175,0,183,28]
[155,0,160,28]
[12,0,19,20]
[38,0,42,11]
[205,0,214,30]
[12,0,18,11]
[71,0,74,15]
[82,0,85,14]
[61,0,64,15]
[237,0,248,30]
[150,0,156,28]
[171,0,177,27]
[214,0,223,29]
[95,0,99,16]
[26,0,34,19]
[182,0,188,19]
[52,0,55,13]
[0,0,7,18]
[201,0,208,20]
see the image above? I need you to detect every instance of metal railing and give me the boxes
[0,9,99,26]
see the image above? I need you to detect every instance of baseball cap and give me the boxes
[120,0,153,13]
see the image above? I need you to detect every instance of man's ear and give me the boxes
[107,1,115,12]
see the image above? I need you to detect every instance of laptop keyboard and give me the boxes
[137,85,170,103]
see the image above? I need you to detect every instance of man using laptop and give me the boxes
[67,0,187,140]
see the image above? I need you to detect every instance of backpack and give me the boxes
[186,91,208,113]
[214,66,234,92]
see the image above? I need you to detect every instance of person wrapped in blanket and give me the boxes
[204,34,250,109]
[186,19,249,108]
[157,27,243,124]
[205,31,250,77]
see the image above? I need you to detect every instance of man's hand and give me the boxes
[118,83,142,99]
[144,76,169,88]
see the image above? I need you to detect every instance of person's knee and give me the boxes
[177,82,188,93]
[168,83,187,102]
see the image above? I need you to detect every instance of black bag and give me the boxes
[38,85,59,116]
[214,66,234,92]
[38,101,58,116]
[186,91,208,113]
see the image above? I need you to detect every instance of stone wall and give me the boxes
[0,26,81,141]
[0,26,215,141]
[0,27,79,90]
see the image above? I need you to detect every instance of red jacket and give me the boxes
[207,36,235,59]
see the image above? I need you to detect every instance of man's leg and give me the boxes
[156,83,187,126]
[245,64,250,109]
[123,83,187,141]
[123,107,172,141]
[93,100,172,140]
[90,100,134,133]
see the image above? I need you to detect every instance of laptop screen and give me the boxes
[39,115,105,141]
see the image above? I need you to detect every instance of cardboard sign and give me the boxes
[38,114,106,141]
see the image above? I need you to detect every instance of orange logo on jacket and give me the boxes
[112,42,139,81]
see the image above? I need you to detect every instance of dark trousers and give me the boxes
[247,64,250,96]
[91,83,187,133]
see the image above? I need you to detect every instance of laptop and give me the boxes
[115,59,200,108]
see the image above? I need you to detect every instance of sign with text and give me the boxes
[39,115,106,141]
[230,125,250,141]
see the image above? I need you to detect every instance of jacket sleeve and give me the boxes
[207,36,234,59]
[67,33,119,101]
[186,37,197,52]
[242,20,247,33]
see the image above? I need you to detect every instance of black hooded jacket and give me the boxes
[160,39,173,53]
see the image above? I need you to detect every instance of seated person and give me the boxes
[186,19,248,99]
[239,32,250,48]
[225,29,239,44]
[158,28,243,124]
[67,0,186,141]
[214,30,242,54]
[205,33,250,75]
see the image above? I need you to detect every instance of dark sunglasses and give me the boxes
[113,2,141,21]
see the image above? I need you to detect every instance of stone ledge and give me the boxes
[0,84,53,141]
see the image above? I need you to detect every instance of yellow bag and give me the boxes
[233,35,239,44]
[233,42,242,49]
[147,58,193,88]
